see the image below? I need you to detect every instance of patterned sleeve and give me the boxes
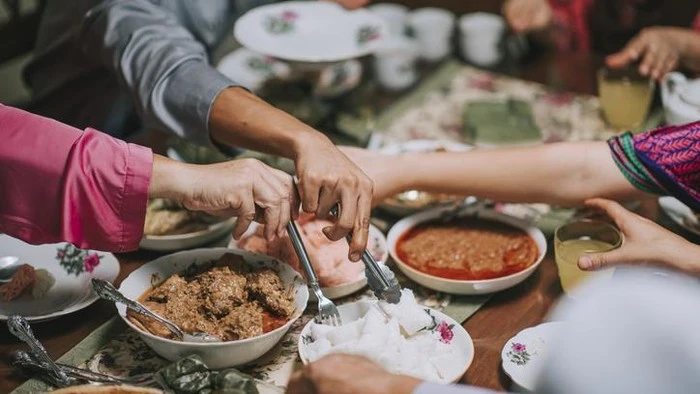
[608,121,700,212]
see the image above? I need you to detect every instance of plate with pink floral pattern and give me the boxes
[501,321,564,392]
[0,234,119,322]
[234,1,387,63]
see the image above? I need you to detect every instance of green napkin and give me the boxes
[462,99,542,146]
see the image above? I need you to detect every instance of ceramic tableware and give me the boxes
[501,321,564,392]
[458,13,505,67]
[407,8,455,62]
[661,72,700,125]
[373,35,420,91]
[368,3,409,36]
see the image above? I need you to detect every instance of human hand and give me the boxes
[605,28,681,80]
[151,156,297,241]
[295,139,374,261]
[286,354,421,394]
[339,146,409,206]
[503,0,552,33]
[328,0,370,9]
[578,198,699,274]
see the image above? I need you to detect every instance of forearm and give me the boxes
[663,237,700,276]
[673,29,700,72]
[395,142,649,206]
[0,105,152,252]
[209,87,330,160]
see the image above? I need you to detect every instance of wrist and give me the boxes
[663,237,700,276]
[291,130,333,161]
[149,154,194,203]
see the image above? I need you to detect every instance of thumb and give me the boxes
[578,248,629,271]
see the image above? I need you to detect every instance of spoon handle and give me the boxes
[7,315,72,385]
[91,279,184,339]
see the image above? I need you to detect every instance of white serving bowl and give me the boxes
[297,300,474,383]
[117,248,308,369]
[229,222,389,300]
[139,217,236,252]
[387,207,547,295]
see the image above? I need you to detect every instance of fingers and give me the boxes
[323,188,357,243]
[300,172,321,215]
[349,192,372,262]
[232,198,256,240]
[584,198,630,228]
[578,247,628,271]
[255,170,293,241]
[286,370,315,394]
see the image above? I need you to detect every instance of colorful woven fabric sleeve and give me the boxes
[632,121,700,212]
[607,132,666,195]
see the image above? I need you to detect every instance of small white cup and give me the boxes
[459,12,505,67]
[374,36,420,91]
[368,3,409,36]
[407,8,455,62]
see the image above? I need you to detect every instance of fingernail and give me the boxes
[350,252,361,262]
[578,256,592,270]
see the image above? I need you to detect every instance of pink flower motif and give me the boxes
[544,93,574,106]
[436,321,454,344]
[281,10,298,21]
[56,251,65,258]
[83,253,101,273]
[468,75,495,91]
[512,343,527,353]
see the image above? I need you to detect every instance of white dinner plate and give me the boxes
[658,196,700,237]
[0,235,119,322]
[216,47,291,92]
[228,222,388,300]
[234,1,387,63]
[501,321,564,392]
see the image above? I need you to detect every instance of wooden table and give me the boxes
[0,51,604,393]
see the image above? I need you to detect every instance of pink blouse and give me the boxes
[0,104,152,252]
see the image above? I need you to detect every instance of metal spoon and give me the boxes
[7,315,73,386]
[0,256,20,283]
[91,279,220,343]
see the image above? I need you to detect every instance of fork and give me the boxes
[286,220,342,327]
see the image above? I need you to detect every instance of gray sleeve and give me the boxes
[414,382,503,394]
[79,0,235,148]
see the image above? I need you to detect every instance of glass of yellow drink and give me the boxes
[554,219,622,293]
[597,67,655,131]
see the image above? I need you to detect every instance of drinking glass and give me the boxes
[554,219,622,293]
[597,67,654,131]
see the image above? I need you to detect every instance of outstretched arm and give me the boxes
[342,141,649,207]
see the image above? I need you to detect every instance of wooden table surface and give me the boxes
[0,51,605,393]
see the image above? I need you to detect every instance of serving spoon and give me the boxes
[0,256,21,283]
[91,279,220,343]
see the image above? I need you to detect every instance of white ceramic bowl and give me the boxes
[139,217,236,252]
[297,300,474,383]
[117,248,308,369]
[229,222,389,300]
[387,207,547,295]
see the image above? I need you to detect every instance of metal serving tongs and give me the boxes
[329,205,401,304]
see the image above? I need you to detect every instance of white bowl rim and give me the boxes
[117,248,308,347]
[388,207,547,284]
[297,299,475,383]
[142,217,236,241]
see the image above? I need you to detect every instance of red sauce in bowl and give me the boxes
[396,217,538,280]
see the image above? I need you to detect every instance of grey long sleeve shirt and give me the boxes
[24,0,273,145]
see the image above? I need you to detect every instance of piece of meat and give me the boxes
[238,217,364,287]
[246,269,294,317]
[147,275,187,303]
[220,302,264,340]
[198,267,247,317]
[0,264,36,301]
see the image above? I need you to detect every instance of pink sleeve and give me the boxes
[0,104,152,252]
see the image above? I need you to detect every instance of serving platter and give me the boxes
[234,1,387,63]
[229,222,389,300]
[0,234,119,322]
[216,47,291,92]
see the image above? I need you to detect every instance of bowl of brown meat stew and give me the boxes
[387,205,547,295]
[117,249,308,368]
